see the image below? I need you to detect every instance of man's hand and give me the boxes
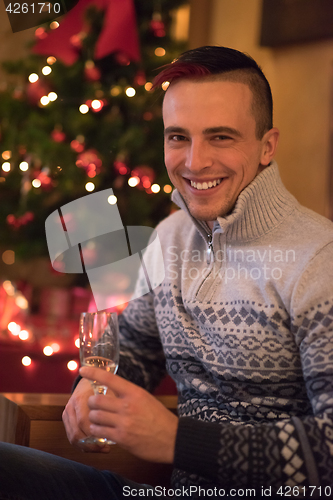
[80,366,179,464]
[62,377,111,453]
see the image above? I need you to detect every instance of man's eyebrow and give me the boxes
[203,126,242,137]
[164,126,242,137]
[164,126,189,135]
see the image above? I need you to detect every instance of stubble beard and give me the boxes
[185,195,235,223]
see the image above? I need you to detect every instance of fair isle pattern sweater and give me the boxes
[117,162,333,492]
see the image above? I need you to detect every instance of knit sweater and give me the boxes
[117,162,333,493]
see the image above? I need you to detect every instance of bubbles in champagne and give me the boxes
[83,356,117,373]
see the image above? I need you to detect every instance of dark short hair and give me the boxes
[153,46,273,139]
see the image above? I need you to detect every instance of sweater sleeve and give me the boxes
[174,243,333,491]
[116,290,167,392]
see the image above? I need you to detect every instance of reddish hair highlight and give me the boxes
[152,62,211,89]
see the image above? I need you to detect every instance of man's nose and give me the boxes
[184,140,213,173]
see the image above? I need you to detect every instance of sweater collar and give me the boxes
[171,161,297,242]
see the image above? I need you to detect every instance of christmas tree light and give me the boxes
[43,345,54,356]
[125,87,136,97]
[108,195,117,205]
[19,162,29,171]
[19,330,29,341]
[79,104,89,114]
[28,73,39,83]
[22,356,32,366]
[67,360,78,371]
[2,162,10,172]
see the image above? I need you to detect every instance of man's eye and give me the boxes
[213,135,231,141]
[169,135,187,141]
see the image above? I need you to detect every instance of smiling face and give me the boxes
[163,78,279,227]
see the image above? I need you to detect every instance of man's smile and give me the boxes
[189,178,223,190]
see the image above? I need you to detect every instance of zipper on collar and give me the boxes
[206,233,214,265]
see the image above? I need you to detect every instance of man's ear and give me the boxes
[260,127,279,166]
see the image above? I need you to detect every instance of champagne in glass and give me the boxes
[79,311,119,446]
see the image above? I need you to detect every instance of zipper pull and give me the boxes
[206,233,214,264]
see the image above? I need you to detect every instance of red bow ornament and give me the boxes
[33,0,141,65]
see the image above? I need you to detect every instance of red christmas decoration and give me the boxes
[150,13,166,37]
[51,129,66,143]
[131,165,155,182]
[34,171,54,190]
[76,149,102,176]
[6,212,34,229]
[35,27,47,40]
[6,214,19,229]
[70,140,85,153]
[131,165,155,190]
[33,0,141,65]
[21,212,34,224]
[26,80,51,105]
[84,60,101,82]
[134,70,146,86]
[114,160,129,175]
[69,32,85,50]
[114,53,130,66]
[90,99,104,112]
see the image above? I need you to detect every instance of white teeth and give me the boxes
[190,178,222,190]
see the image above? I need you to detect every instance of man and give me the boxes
[0,46,332,499]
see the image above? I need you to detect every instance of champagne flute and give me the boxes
[78,311,119,446]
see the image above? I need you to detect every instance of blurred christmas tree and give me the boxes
[0,0,188,260]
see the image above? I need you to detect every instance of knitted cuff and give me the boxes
[174,417,221,480]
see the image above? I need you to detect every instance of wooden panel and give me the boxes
[0,395,17,443]
[29,420,173,485]
[260,0,333,47]
[2,393,70,406]
[0,393,177,487]
[188,0,214,49]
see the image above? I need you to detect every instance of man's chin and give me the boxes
[187,205,231,223]
[188,210,222,224]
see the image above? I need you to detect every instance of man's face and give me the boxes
[163,79,278,226]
